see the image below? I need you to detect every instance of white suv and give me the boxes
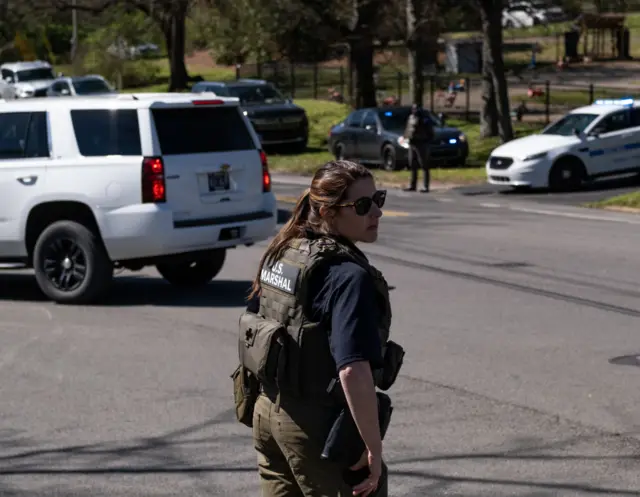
[0,93,277,304]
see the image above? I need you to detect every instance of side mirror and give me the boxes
[61,89,70,96]
[572,127,581,137]
[438,112,446,126]
[589,126,604,137]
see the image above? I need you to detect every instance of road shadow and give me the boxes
[0,272,253,308]
[454,174,640,199]
[498,174,640,197]
[0,414,257,478]
[1,426,640,495]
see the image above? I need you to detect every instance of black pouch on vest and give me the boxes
[238,311,287,386]
[320,392,394,468]
[378,340,405,391]
[231,364,260,428]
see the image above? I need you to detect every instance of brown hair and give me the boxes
[248,160,372,300]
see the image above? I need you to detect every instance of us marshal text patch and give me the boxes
[260,260,300,295]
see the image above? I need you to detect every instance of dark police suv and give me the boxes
[192,79,309,153]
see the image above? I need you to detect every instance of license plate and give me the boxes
[208,171,230,192]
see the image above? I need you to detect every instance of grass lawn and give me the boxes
[584,191,640,212]
[267,99,545,187]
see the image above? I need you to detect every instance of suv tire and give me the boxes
[156,249,226,287]
[33,220,114,304]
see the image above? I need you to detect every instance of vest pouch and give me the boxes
[238,311,287,387]
[231,364,260,428]
[377,340,405,391]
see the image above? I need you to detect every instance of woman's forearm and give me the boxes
[339,360,382,455]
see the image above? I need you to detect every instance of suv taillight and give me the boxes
[142,156,166,203]
[260,150,271,192]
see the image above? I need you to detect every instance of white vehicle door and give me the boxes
[0,111,50,257]
[586,109,635,176]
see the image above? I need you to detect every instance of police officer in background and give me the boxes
[238,160,403,496]
[403,104,434,193]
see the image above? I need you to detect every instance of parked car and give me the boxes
[502,1,566,28]
[46,75,116,97]
[0,92,276,304]
[0,60,56,99]
[192,79,308,153]
[328,106,469,171]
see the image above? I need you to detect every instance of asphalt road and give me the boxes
[3,181,640,496]
[452,173,640,206]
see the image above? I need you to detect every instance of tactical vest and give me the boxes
[238,234,395,402]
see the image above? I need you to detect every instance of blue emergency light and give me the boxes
[384,111,392,116]
[449,138,457,144]
[594,98,634,107]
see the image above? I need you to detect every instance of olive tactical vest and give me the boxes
[257,234,392,400]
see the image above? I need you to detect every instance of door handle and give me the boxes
[17,175,37,186]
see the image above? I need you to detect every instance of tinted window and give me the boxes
[71,109,142,157]
[24,112,49,158]
[151,106,255,155]
[1,69,15,83]
[346,110,365,127]
[597,110,631,133]
[226,84,284,103]
[542,113,599,136]
[72,78,112,95]
[0,112,49,159]
[16,68,55,82]
[362,112,377,130]
[377,109,440,133]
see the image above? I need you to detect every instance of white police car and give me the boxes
[486,98,640,190]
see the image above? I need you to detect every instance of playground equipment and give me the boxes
[564,13,631,62]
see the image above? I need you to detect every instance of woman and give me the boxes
[246,160,393,497]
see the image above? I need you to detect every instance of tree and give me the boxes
[51,0,194,91]
[406,0,440,107]
[477,0,513,142]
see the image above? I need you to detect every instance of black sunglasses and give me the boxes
[336,190,386,216]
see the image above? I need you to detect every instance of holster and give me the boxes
[320,391,393,468]
[375,340,405,391]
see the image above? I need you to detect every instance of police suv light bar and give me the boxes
[594,98,634,106]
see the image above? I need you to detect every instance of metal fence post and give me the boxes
[465,77,470,121]
[313,63,318,100]
[545,80,550,124]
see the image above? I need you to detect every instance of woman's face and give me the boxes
[328,177,384,243]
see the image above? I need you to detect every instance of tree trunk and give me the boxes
[352,35,376,108]
[163,9,189,92]
[480,37,498,138]
[479,0,513,142]
[406,0,425,106]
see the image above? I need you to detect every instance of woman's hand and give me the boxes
[351,450,382,496]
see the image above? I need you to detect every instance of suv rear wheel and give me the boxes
[156,249,226,287]
[33,220,114,304]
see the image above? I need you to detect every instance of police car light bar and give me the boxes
[594,98,634,106]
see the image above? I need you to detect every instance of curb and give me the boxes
[271,173,464,192]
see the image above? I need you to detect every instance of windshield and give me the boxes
[377,109,441,133]
[542,113,599,136]
[16,68,55,82]
[226,84,285,104]
[73,78,113,95]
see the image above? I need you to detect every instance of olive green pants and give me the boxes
[252,392,388,497]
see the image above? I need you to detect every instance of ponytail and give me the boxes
[248,188,311,300]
